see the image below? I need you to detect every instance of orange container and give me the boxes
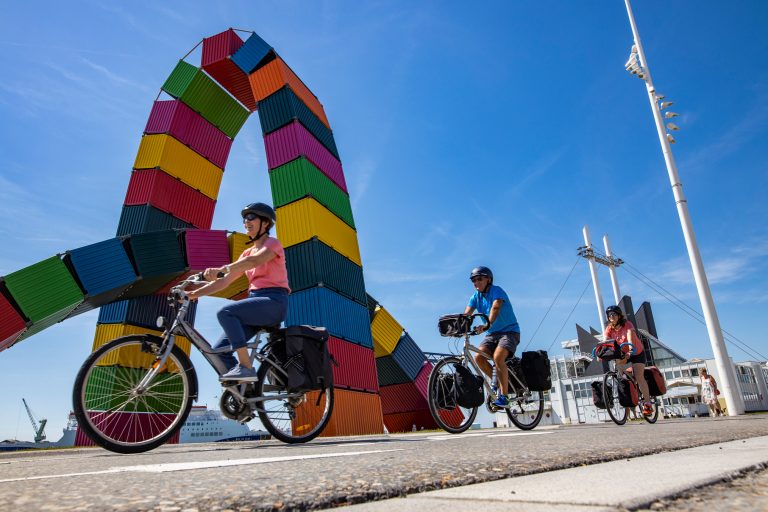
[383,409,437,433]
[212,232,250,299]
[248,57,330,128]
[294,389,384,437]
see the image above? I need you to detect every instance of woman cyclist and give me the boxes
[604,305,653,416]
[186,203,290,381]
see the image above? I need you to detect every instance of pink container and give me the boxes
[202,29,257,111]
[124,169,216,229]
[145,100,233,169]
[0,292,27,351]
[329,336,379,392]
[264,121,348,193]
[183,229,230,270]
[74,420,180,447]
[379,382,428,415]
[383,409,436,433]
[413,361,432,401]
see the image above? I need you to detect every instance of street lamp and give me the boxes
[623,0,744,415]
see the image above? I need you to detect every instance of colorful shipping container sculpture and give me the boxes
[0,28,434,441]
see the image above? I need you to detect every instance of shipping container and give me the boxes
[124,169,216,229]
[383,409,437,433]
[275,198,361,266]
[264,122,346,193]
[92,323,191,368]
[162,60,250,138]
[134,134,224,200]
[370,306,403,358]
[328,336,379,392]
[211,232,250,299]
[75,425,179,447]
[285,238,366,305]
[15,303,82,342]
[414,361,433,400]
[392,332,427,381]
[77,410,182,444]
[118,230,187,299]
[248,57,330,128]
[366,294,379,320]
[0,291,27,351]
[286,287,373,347]
[231,31,274,74]
[84,366,184,413]
[258,87,339,158]
[2,256,83,323]
[116,205,194,237]
[201,29,256,111]
[98,295,198,329]
[379,382,428,415]
[375,355,411,386]
[294,389,384,437]
[269,157,354,228]
[182,229,230,270]
[145,100,232,169]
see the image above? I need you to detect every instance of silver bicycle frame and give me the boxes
[459,331,528,399]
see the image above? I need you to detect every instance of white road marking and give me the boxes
[489,431,554,437]
[427,433,488,441]
[0,448,404,483]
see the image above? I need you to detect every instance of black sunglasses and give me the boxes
[243,213,262,222]
[471,276,487,282]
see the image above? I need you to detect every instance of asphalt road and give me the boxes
[0,415,766,511]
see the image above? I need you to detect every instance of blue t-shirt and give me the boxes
[468,284,520,334]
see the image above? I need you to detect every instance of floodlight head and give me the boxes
[667,122,680,131]
[655,93,666,101]
[660,101,674,109]
[666,133,676,144]
[665,111,679,119]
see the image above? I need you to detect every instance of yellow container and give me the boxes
[212,232,250,299]
[92,323,191,370]
[276,198,362,265]
[370,306,403,357]
[134,134,223,200]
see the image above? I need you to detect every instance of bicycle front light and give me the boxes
[156,316,166,329]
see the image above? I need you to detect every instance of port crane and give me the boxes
[22,398,47,443]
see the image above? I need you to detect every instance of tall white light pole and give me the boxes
[583,225,606,328]
[624,0,743,415]
[603,234,622,305]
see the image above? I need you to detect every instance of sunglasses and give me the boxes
[607,312,619,317]
[243,213,262,222]
[471,276,487,282]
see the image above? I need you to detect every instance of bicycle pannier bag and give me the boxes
[284,325,333,391]
[438,314,472,337]
[434,373,458,410]
[452,363,484,408]
[644,366,667,396]
[521,350,552,391]
[595,340,623,361]
[591,381,613,409]
[618,375,639,407]
[506,356,527,394]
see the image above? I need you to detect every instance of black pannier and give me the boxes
[521,350,552,391]
[452,363,484,408]
[283,325,334,391]
[438,314,472,337]
[506,356,527,394]
[434,373,458,410]
[595,340,623,361]
[591,380,613,409]
[618,375,639,407]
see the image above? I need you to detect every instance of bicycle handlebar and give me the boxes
[469,313,490,335]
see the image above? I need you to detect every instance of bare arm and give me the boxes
[476,299,503,333]
[189,246,277,300]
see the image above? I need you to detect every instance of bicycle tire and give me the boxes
[72,335,196,454]
[642,396,659,424]
[507,391,545,430]
[603,372,627,425]
[427,356,479,434]
[254,359,334,443]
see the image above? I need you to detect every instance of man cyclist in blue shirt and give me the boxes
[464,266,521,408]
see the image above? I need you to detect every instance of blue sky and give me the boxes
[1,1,767,440]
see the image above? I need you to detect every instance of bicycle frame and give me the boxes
[457,326,528,399]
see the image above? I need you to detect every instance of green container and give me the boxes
[162,60,250,138]
[127,230,187,279]
[85,366,184,413]
[2,256,83,323]
[270,157,355,228]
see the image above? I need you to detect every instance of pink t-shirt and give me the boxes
[604,320,643,355]
[239,237,290,292]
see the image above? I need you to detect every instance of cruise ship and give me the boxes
[180,406,270,443]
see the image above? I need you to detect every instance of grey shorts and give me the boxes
[479,331,520,355]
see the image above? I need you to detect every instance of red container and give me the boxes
[264,121,347,193]
[202,29,257,111]
[379,382,428,415]
[124,169,216,229]
[0,292,27,351]
[76,411,181,445]
[328,336,379,392]
[74,422,180,446]
[383,409,437,433]
[413,361,432,400]
[145,100,233,169]
[183,229,230,270]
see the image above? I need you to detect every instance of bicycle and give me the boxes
[427,313,545,434]
[602,356,659,425]
[72,273,334,454]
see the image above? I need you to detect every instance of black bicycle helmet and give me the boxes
[605,305,623,317]
[241,202,276,228]
[469,266,493,283]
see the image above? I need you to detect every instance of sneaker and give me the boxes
[220,364,258,382]
[492,395,509,408]
[642,402,654,416]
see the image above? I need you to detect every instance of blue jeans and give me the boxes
[213,288,288,370]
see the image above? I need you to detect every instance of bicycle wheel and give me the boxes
[72,335,195,454]
[507,390,545,430]
[254,359,334,443]
[642,396,659,424]
[427,356,479,434]
[603,372,627,425]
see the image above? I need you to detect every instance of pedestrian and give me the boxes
[699,368,724,417]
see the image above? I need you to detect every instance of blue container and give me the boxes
[65,238,137,298]
[392,332,427,381]
[286,286,373,347]
[376,355,411,386]
[231,32,273,74]
[98,295,197,329]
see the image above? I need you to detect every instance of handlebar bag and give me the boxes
[438,314,472,337]
[591,380,613,409]
[284,325,333,391]
[618,374,639,407]
[521,350,552,391]
[434,373,458,410]
[452,363,485,408]
[595,340,623,361]
[644,366,667,396]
